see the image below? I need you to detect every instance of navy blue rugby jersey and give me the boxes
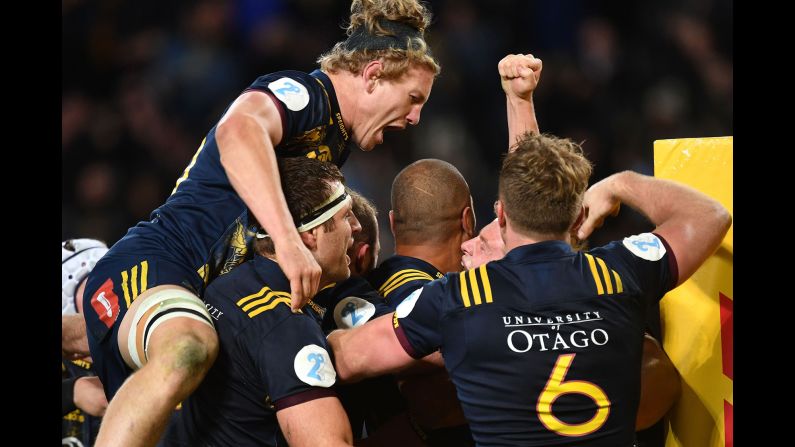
[367,255,444,308]
[162,255,338,447]
[393,235,677,447]
[62,359,101,447]
[313,276,394,334]
[113,69,353,291]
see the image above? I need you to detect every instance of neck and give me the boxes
[324,70,358,133]
[395,238,464,273]
[502,222,569,252]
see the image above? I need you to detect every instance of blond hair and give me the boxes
[499,133,593,236]
[317,0,440,79]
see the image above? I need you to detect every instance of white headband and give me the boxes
[256,183,350,238]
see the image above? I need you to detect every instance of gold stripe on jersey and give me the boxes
[378,269,435,297]
[612,270,623,293]
[248,297,292,318]
[459,266,494,307]
[121,270,132,308]
[584,253,605,295]
[121,261,150,307]
[197,264,209,286]
[236,286,292,318]
[172,137,207,195]
[468,268,482,305]
[141,261,149,294]
[479,264,493,303]
[382,273,435,297]
[131,264,139,299]
[459,271,471,307]
[594,256,613,294]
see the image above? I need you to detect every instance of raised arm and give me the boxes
[277,396,353,447]
[577,170,732,286]
[216,91,321,310]
[498,53,543,150]
[328,313,416,383]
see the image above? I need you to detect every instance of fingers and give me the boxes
[290,277,305,312]
[577,214,601,241]
[289,262,321,312]
[498,53,542,79]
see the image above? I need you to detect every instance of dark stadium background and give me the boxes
[62,0,732,258]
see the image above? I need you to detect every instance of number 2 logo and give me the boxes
[341,301,361,326]
[537,354,611,437]
[307,353,325,380]
[630,238,660,252]
[274,81,300,95]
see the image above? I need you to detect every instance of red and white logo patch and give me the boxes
[91,278,119,328]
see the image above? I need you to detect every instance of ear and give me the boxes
[353,242,371,276]
[389,210,396,238]
[461,206,476,240]
[300,228,319,251]
[362,60,384,93]
[495,200,506,229]
[569,206,586,234]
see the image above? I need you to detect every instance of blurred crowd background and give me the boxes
[62,0,732,257]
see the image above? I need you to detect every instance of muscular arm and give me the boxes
[277,396,353,446]
[578,170,732,285]
[216,91,321,309]
[636,334,680,430]
[498,54,542,150]
[328,314,416,383]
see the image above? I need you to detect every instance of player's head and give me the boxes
[498,133,592,239]
[62,238,109,315]
[348,189,380,277]
[318,0,440,151]
[461,218,504,270]
[390,159,475,265]
[254,158,361,284]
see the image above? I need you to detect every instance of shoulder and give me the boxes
[246,70,327,113]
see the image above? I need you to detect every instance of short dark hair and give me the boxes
[253,158,345,256]
[499,133,593,236]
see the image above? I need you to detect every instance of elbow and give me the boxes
[720,207,733,234]
[713,203,732,238]
[215,114,246,157]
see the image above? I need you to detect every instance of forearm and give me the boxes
[216,114,299,245]
[610,171,730,231]
[329,315,415,383]
[609,171,732,283]
[506,95,539,151]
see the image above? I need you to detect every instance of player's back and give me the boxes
[426,239,674,446]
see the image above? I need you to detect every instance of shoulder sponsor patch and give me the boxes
[622,233,666,261]
[90,278,119,328]
[334,296,376,329]
[396,288,422,318]
[293,344,336,387]
[268,77,310,111]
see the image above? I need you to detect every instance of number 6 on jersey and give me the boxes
[537,353,611,436]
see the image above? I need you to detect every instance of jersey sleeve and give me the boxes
[246,71,329,147]
[330,289,394,331]
[251,313,338,411]
[393,276,452,359]
[590,232,678,302]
